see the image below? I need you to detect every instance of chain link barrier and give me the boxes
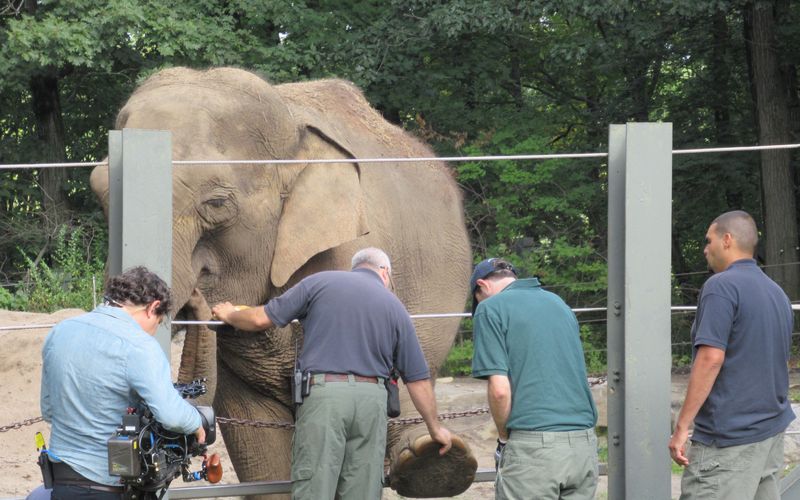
[0,377,607,433]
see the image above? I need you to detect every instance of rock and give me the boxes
[591,382,607,428]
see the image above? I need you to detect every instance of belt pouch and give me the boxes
[386,369,401,418]
[38,452,54,489]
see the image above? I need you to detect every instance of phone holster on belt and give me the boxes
[37,451,54,489]
[386,369,401,418]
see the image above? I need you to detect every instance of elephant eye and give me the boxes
[205,198,227,208]
[197,190,239,227]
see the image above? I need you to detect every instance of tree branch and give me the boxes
[0,0,24,16]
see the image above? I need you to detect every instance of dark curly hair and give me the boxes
[104,266,172,316]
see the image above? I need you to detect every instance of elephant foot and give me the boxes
[388,426,477,498]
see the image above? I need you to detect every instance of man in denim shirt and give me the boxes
[41,267,204,499]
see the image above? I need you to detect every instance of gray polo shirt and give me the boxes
[265,268,430,382]
[692,259,795,446]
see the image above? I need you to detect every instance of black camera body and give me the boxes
[107,379,216,499]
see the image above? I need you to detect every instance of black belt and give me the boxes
[52,461,124,493]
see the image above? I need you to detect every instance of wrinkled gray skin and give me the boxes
[90,67,474,498]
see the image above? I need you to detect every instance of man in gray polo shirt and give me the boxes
[212,247,451,500]
[669,210,795,500]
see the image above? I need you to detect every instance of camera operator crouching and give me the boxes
[39,266,205,499]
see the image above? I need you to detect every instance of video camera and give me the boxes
[107,379,222,499]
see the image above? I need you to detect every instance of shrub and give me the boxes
[16,223,106,312]
[441,340,474,377]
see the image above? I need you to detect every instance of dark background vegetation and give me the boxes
[2,0,799,373]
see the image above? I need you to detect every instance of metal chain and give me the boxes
[1,408,493,433]
[388,407,490,427]
[216,407,493,430]
[2,378,608,433]
[215,416,295,430]
[0,416,43,432]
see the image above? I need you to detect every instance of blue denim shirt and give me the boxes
[41,305,201,485]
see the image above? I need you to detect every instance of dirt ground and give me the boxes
[1,308,773,500]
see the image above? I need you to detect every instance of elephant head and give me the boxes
[91,67,370,314]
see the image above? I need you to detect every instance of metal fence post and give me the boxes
[607,122,673,499]
[106,128,173,357]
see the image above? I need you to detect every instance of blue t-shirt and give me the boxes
[265,268,430,382]
[41,306,201,485]
[692,259,795,446]
[471,279,597,431]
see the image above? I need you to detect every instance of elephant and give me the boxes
[90,67,477,498]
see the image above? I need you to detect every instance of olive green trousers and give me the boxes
[680,432,784,500]
[496,428,599,500]
[291,375,387,500]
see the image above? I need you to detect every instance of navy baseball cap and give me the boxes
[469,258,516,315]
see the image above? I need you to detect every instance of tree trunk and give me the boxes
[745,0,799,299]
[711,12,733,145]
[25,0,69,232]
[29,72,70,231]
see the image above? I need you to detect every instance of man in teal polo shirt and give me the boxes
[470,258,598,500]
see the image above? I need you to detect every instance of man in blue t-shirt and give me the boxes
[670,210,795,500]
[213,247,451,500]
[470,258,598,500]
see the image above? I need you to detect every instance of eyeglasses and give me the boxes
[379,265,395,291]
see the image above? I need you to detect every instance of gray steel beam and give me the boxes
[607,123,673,499]
[107,131,123,278]
[607,124,627,500]
[107,129,173,356]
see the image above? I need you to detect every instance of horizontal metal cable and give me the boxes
[2,142,799,171]
[7,304,800,332]
[172,152,608,165]
[0,161,108,170]
[0,306,685,331]
[673,143,800,155]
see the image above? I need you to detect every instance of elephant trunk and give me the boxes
[177,288,217,406]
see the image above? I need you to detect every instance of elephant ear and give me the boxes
[270,125,369,288]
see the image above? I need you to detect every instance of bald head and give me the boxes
[711,210,758,255]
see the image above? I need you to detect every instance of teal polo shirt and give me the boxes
[471,278,597,431]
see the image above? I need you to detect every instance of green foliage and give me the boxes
[13,222,106,312]
[441,340,474,377]
[0,285,26,310]
[457,123,607,300]
[581,326,607,375]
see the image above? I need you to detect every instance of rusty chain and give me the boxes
[0,409,490,433]
[206,408,494,430]
[0,416,44,433]
[1,377,607,433]
[215,416,295,430]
